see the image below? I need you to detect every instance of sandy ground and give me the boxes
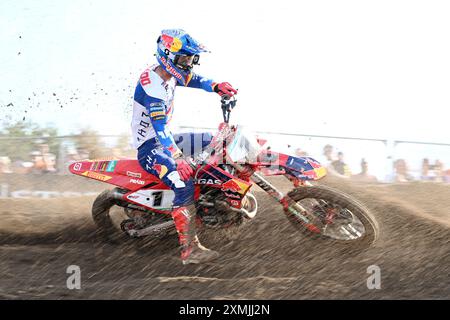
[0,176,449,299]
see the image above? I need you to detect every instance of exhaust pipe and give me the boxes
[127,220,175,238]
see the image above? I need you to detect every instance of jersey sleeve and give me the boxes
[146,97,182,158]
[183,73,216,92]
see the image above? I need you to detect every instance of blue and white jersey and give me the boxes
[132,65,177,150]
[131,64,216,154]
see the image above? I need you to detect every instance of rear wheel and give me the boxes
[92,189,177,245]
[286,185,379,249]
[92,189,129,242]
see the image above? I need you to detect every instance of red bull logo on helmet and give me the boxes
[160,34,182,52]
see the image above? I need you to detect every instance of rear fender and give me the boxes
[69,159,169,191]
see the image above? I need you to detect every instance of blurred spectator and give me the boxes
[318,144,339,176]
[30,150,45,173]
[322,144,336,165]
[10,158,33,174]
[0,156,13,174]
[331,152,352,177]
[421,158,444,182]
[284,144,309,157]
[294,147,308,157]
[421,158,433,181]
[351,158,378,182]
[443,169,450,183]
[391,159,414,182]
[39,143,57,172]
[434,160,444,182]
[29,144,57,173]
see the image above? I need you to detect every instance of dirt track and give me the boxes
[0,176,449,299]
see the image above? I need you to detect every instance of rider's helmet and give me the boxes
[156,29,208,86]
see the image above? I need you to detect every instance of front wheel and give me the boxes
[286,185,379,249]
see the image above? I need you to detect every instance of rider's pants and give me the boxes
[137,131,212,207]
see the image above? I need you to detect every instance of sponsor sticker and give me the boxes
[89,162,99,171]
[197,178,222,185]
[150,111,165,118]
[129,179,145,185]
[106,160,117,172]
[224,192,241,199]
[230,199,240,207]
[221,179,250,195]
[154,164,168,178]
[126,171,142,178]
[73,163,82,171]
[81,171,112,181]
[159,56,182,80]
[221,179,243,193]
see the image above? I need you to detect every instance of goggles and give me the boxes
[173,54,200,70]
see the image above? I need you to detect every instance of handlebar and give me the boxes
[190,96,237,167]
[221,95,237,123]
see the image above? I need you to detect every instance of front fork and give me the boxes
[247,171,322,233]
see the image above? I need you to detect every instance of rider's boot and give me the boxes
[171,204,220,265]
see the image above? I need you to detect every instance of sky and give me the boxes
[1,0,450,178]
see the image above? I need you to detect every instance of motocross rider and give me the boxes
[131,29,237,265]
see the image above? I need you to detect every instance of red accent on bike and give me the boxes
[280,197,290,210]
[194,185,201,201]
[305,224,321,233]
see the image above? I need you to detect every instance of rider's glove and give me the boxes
[175,157,194,181]
[213,82,238,97]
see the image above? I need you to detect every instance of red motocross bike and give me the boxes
[70,96,378,248]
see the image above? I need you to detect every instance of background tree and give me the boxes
[70,127,107,159]
[0,121,61,161]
